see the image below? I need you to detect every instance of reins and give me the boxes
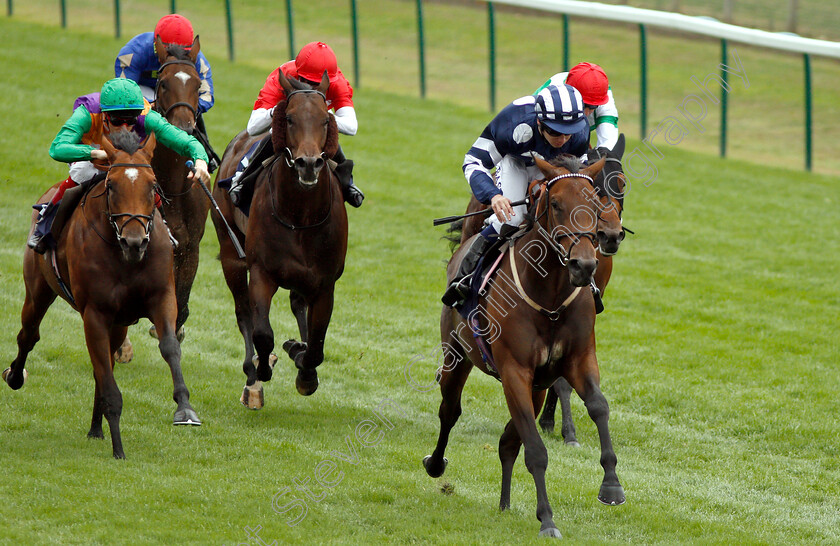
[82,163,156,245]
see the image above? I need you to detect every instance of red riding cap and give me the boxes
[155,14,194,49]
[566,62,609,106]
[295,42,338,83]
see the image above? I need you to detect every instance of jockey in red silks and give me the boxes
[228,41,364,209]
[28,78,210,254]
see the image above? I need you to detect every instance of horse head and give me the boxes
[271,69,339,187]
[153,34,201,133]
[101,131,158,263]
[587,133,627,256]
[534,155,606,287]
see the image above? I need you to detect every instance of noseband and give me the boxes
[534,173,598,266]
[105,163,155,242]
[154,59,199,121]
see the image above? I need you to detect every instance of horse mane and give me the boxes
[270,77,339,158]
[164,44,191,61]
[109,129,142,154]
[547,153,581,173]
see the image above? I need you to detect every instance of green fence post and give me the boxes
[416,0,426,98]
[720,39,727,158]
[639,23,647,140]
[488,2,496,112]
[114,0,121,38]
[60,0,66,28]
[170,0,176,13]
[225,0,234,61]
[350,0,360,88]
[804,53,812,171]
[562,14,569,72]
[7,0,12,17]
[286,0,295,60]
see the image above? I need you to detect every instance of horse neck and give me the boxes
[510,216,575,307]
[268,160,333,224]
[151,144,189,193]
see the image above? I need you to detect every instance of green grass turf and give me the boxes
[1,14,840,545]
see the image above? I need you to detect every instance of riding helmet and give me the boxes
[566,62,609,106]
[534,83,587,135]
[295,42,338,83]
[100,78,145,112]
[155,14,194,48]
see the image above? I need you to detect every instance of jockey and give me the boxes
[28,78,210,254]
[228,41,364,209]
[441,83,590,307]
[536,62,619,153]
[114,13,220,171]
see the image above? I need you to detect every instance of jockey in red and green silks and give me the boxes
[28,78,210,253]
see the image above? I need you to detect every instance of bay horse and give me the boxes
[4,130,200,459]
[537,135,628,443]
[148,35,209,341]
[424,156,624,538]
[211,70,347,408]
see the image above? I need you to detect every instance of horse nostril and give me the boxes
[294,157,307,170]
[314,157,325,170]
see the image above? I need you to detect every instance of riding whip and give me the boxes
[433,198,529,226]
[186,161,246,259]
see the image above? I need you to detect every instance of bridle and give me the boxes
[105,163,156,244]
[280,88,328,168]
[532,173,598,266]
[154,59,199,121]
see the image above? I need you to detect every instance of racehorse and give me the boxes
[537,136,628,443]
[211,70,347,408]
[150,35,209,340]
[424,156,625,538]
[4,130,200,459]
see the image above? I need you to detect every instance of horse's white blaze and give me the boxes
[125,168,139,182]
[175,71,191,85]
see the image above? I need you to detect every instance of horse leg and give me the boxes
[88,325,129,439]
[5,263,57,390]
[249,266,279,386]
[114,333,134,364]
[83,310,125,459]
[150,296,200,426]
[499,363,561,538]
[568,359,625,506]
[499,389,546,511]
[556,378,580,447]
[422,342,473,479]
[291,288,335,396]
[538,382,559,434]
[282,291,308,359]
[172,241,201,336]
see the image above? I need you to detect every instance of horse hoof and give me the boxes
[176,326,185,343]
[173,407,202,426]
[254,353,278,382]
[87,429,104,439]
[539,421,555,434]
[3,368,28,390]
[423,455,448,478]
[148,325,159,340]
[538,527,562,539]
[565,440,581,448]
[240,381,264,410]
[295,370,319,396]
[114,342,134,364]
[597,483,626,506]
[282,339,307,359]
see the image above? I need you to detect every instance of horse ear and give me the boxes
[188,36,200,63]
[141,132,157,160]
[534,156,558,179]
[317,70,330,94]
[324,113,339,158]
[582,156,606,179]
[154,34,167,64]
[611,133,625,160]
[277,69,295,96]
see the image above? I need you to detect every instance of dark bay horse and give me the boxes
[537,135,628,443]
[424,156,624,538]
[149,35,210,340]
[4,131,200,459]
[212,70,347,409]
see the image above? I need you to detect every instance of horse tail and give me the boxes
[442,218,463,254]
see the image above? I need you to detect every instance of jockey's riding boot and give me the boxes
[230,136,272,206]
[195,113,221,173]
[28,201,60,254]
[441,230,495,307]
[334,159,364,208]
[590,280,604,314]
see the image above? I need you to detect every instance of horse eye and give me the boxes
[286,116,293,125]
[550,200,561,212]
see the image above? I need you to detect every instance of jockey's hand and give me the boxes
[188,159,211,185]
[491,194,514,223]
[90,149,107,161]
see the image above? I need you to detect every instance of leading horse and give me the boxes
[423,156,624,538]
[212,70,347,408]
[4,131,200,459]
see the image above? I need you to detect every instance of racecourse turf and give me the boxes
[1,15,839,546]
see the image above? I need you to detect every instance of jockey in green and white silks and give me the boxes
[536,62,619,152]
